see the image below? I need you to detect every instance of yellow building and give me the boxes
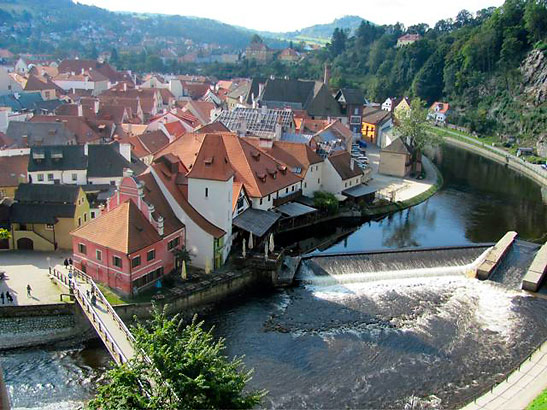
[0,155,28,200]
[9,184,90,250]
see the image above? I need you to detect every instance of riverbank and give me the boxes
[360,155,443,218]
[430,126,547,188]
[462,340,547,410]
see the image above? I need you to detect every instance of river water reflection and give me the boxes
[2,145,547,409]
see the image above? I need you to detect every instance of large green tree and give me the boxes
[88,307,265,410]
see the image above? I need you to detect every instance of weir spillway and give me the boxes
[298,244,495,285]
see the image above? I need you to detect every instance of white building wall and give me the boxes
[29,169,87,185]
[150,167,216,270]
[302,163,323,196]
[88,176,121,186]
[169,79,183,99]
[187,177,233,236]
[322,160,343,195]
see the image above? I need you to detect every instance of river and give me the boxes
[2,145,547,409]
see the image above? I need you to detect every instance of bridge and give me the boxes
[50,266,135,365]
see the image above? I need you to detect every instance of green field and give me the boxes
[527,388,547,410]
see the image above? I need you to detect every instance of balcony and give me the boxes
[273,189,302,207]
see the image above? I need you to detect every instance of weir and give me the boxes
[298,244,493,285]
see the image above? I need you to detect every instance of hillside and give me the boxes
[266,16,371,44]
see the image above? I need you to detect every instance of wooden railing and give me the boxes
[273,189,302,207]
[51,268,130,364]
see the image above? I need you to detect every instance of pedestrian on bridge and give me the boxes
[26,284,32,298]
[0,292,4,305]
[64,258,69,269]
[91,294,97,307]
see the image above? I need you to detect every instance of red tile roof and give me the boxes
[328,151,362,180]
[71,199,161,254]
[0,155,28,188]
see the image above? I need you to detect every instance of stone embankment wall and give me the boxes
[444,137,547,187]
[0,303,94,350]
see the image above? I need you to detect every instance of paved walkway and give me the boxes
[462,341,547,410]
[53,265,135,363]
[0,251,69,305]
[366,145,437,202]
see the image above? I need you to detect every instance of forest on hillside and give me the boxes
[196,0,547,141]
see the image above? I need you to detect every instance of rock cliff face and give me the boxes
[521,49,547,106]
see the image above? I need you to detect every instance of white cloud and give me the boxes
[77,0,504,32]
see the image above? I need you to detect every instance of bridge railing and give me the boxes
[53,266,180,402]
[51,268,129,364]
[70,267,136,347]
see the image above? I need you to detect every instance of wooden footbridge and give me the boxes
[51,266,135,364]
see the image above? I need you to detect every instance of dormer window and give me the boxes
[204,157,213,166]
[250,150,260,161]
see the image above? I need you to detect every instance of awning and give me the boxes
[342,184,378,199]
[276,202,317,217]
[233,208,280,237]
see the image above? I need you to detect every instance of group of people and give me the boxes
[63,258,73,269]
[0,291,13,304]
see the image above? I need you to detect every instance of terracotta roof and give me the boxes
[54,70,108,83]
[382,137,412,155]
[72,199,161,254]
[151,160,225,238]
[182,82,211,100]
[24,75,59,92]
[187,134,234,181]
[98,104,127,123]
[157,132,302,198]
[328,151,362,180]
[232,181,243,211]
[257,140,322,177]
[316,120,353,141]
[58,59,123,82]
[137,130,170,155]
[163,121,186,138]
[196,121,230,133]
[0,155,28,187]
[362,107,391,125]
[183,100,215,125]
[138,172,184,237]
[430,102,450,114]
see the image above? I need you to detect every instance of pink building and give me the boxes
[71,171,185,296]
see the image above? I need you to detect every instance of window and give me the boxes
[78,243,87,255]
[259,198,263,205]
[268,194,271,201]
[45,224,54,230]
[350,116,361,125]
[37,173,44,182]
[91,211,96,219]
[83,213,87,222]
[96,250,102,261]
[205,187,208,198]
[318,178,320,184]
[113,256,122,268]
[71,173,77,181]
[47,173,54,181]
[291,186,295,192]
[304,182,307,188]
[78,217,82,227]
[44,91,50,99]
[131,256,141,268]
[354,107,359,115]
[168,237,180,250]
[147,249,156,261]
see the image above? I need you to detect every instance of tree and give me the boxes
[88,306,265,410]
[313,191,339,215]
[395,99,442,169]
[250,34,263,44]
[0,229,10,240]
[524,0,547,42]
[329,28,347,58]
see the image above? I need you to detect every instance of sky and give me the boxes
[77,0,505,32]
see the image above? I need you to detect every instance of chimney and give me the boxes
[123,82,127,92]
[118,142,132,162]
[77,103,83,117]
[323,63,331,85]
[350,158,355,171]
[147,203,155,223]
[81,68,84,75]
[94,99,99,114]
[258,82,264,99]
[157,216,164,236]
[123,168,134,178]
[84,143,88,156]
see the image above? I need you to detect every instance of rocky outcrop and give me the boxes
[521,49,547,106]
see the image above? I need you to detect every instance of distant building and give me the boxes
[361,107,393,148]
[245,42,274,63]
[396,34,422,47]
[278,48,300,64]
[334,88,366,137]
[428,101,450,124]
[379,137,420,177]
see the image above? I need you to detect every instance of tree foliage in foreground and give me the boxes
[87,306,265,410]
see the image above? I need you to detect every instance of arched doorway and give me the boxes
[17,237,34,250]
